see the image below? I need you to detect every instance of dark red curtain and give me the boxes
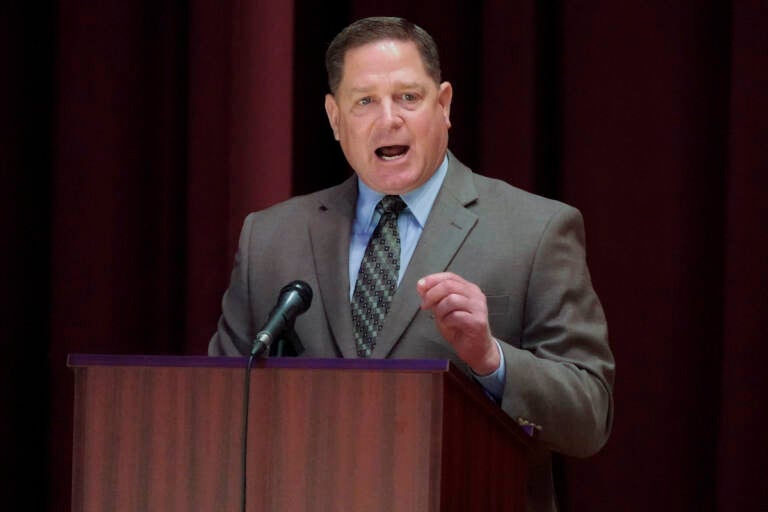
[2,1,766,510]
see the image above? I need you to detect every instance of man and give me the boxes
[210,16,614,511]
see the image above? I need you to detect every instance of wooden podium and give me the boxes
[68,355,531,511]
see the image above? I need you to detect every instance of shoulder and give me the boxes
[474,174,580,224]
[244,176,356,228]
[474,173,567,211]
[446,153,580,229]
[469,177,585,258]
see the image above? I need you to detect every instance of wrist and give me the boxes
[469,337,501,376]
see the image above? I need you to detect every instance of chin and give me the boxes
[368,172,406,191]
[372,168,422,192]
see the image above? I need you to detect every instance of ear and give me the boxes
[324,93,340,141]
[438,82,453,129]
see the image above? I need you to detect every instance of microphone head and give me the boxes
[281,280,313,313]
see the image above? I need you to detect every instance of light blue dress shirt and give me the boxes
[348,154,506,401]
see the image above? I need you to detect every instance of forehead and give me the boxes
[339,39,431,89]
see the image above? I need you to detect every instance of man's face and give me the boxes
[325,39,453,195]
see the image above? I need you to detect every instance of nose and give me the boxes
[380,98,404,129]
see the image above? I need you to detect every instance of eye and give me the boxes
[401,93,417,102]
[358,97,372,106]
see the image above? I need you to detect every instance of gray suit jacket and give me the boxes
[210,153,615,512]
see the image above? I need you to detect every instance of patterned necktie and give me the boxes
[351,195,407,357]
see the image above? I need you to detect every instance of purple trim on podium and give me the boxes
[66,355,534,434]
[67,354,452,372]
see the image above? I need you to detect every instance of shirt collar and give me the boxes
[355,154,449,231]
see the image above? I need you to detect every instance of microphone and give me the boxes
[250,280,313,357]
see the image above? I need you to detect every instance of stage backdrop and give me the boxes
[2,1,766,510]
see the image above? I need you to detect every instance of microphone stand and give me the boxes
[269,323,305,357]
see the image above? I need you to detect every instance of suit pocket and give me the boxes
[486,294,521,347]
[486,295,510,316]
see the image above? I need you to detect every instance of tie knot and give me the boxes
[377,195,406,216]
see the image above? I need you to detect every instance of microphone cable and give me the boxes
[240,353,257,512]
[237,280,312,511]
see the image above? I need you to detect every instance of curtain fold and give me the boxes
[717,1,768,508]
[185,0,295,354]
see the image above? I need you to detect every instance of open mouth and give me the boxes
[375,145,409,161]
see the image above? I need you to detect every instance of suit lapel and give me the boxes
[308,177,359,358]
[371,153,479,358]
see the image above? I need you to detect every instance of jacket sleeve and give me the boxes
[208,213,257,356]
[500,205,615,458]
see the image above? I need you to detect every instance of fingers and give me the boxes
[416,271,488,333]
[416,272,499,374]
[417,272,480,311]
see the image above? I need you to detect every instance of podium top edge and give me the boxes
[67,354,453,372]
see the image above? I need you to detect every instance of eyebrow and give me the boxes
[395,82,425,91]
[349,86,375,95]
[348,82,426,94]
